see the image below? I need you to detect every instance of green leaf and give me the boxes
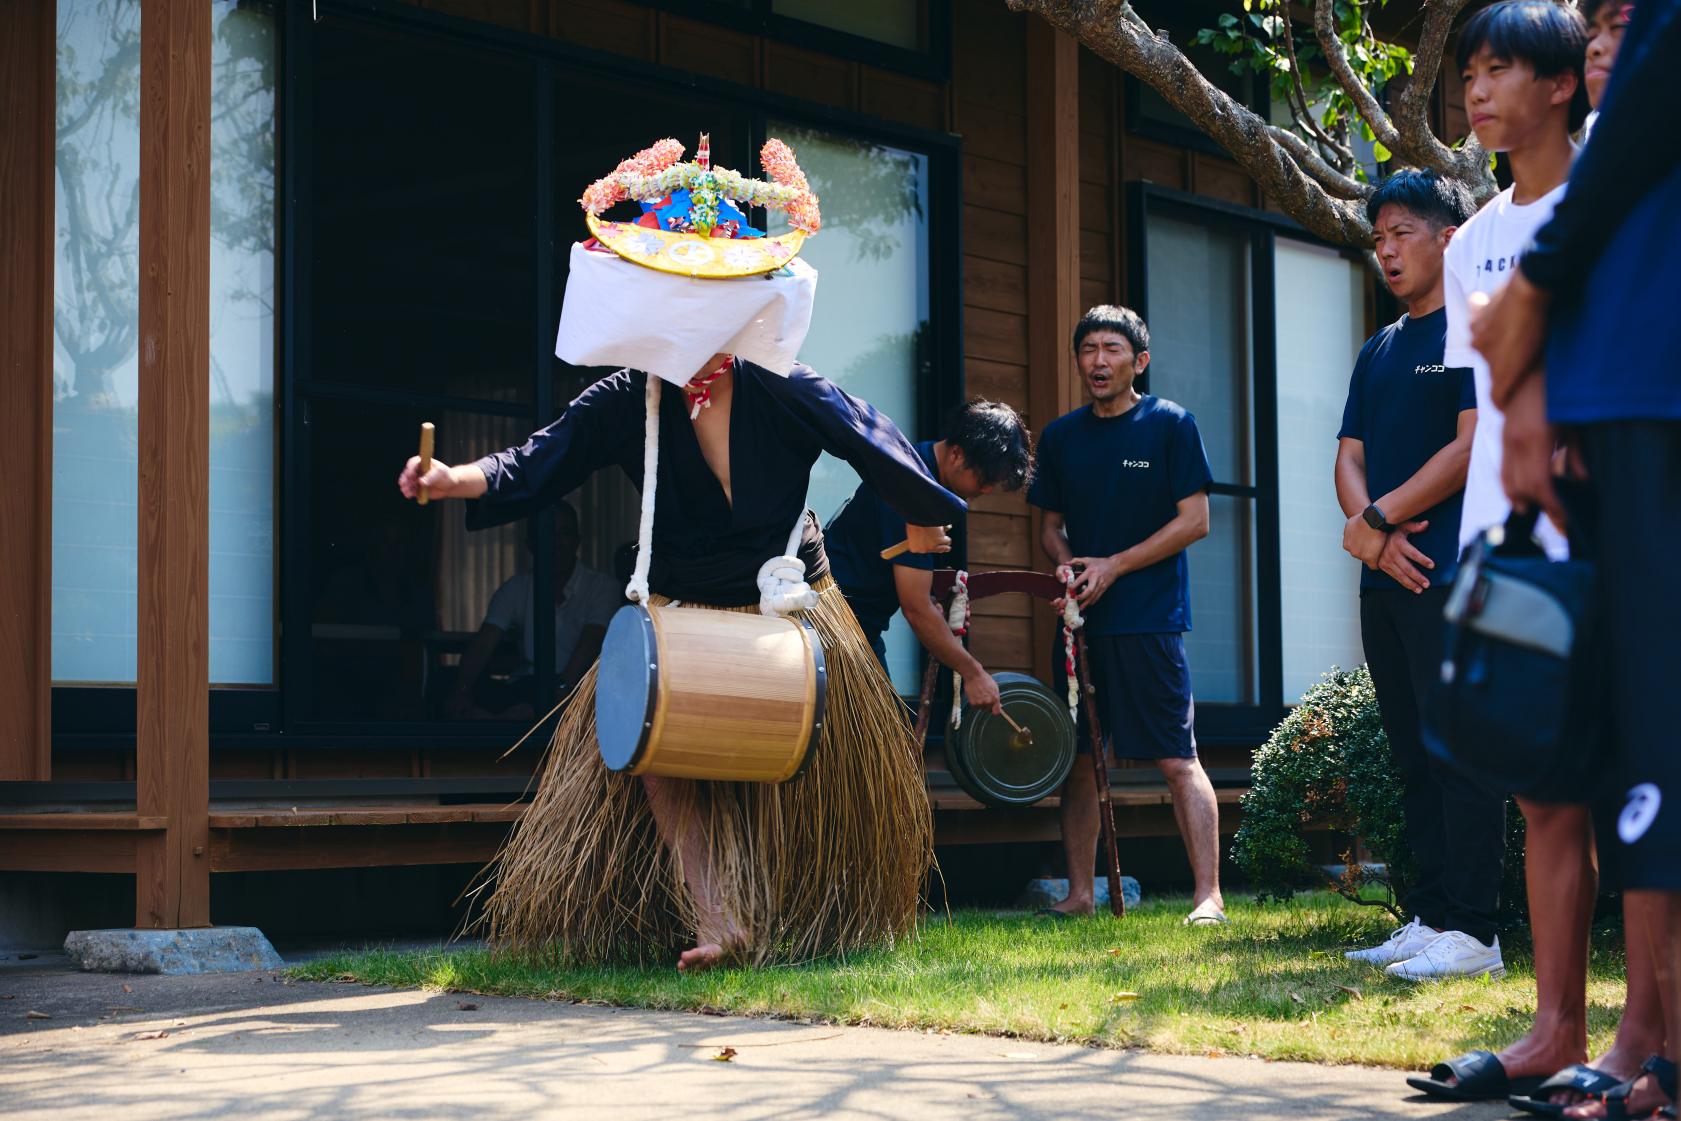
[1371,141,1392,163]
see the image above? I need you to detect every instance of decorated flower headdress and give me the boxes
[579,135,821,279]
[555,134,825,615]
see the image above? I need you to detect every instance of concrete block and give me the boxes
[63,927,285,975]
[1017,876,1142,912]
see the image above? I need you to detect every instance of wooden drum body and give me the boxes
[594,603,827,783]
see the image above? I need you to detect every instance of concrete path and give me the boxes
[1,959,1514,1121]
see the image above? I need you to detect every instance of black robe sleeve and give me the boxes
[755,362,967,527]
[465,369,642,530]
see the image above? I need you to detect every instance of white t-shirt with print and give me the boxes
[1444,182,1570,559]
[482,564,621,675]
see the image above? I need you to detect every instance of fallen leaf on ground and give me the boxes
[25,1011,50,1020]
[1288,992,1305,1005]
[712,1047,737,1062]
[121,984,133,994]
[131,1030,169,1041]
[1106,948,1124,956]
[1461,1005,1477,1012]
[1110,991,1140,1003]
[1336,985,1363,1001]
[0,995,13,1001]
[456,1002,479,1011]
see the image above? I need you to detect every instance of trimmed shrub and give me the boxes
[1231,665,1530,926]
[1231,666,1412,920]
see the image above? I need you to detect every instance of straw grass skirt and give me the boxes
[476,575,933,965]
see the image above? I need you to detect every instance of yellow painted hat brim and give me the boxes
[586,213,808,278]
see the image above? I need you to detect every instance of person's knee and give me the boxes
[1518,797,1591,834]
[1156,755,1205,786]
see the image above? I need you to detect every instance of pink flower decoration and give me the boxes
[580,138,685,215]
[760,139,822,233]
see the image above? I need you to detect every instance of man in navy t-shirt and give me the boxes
[1028,304,1223,925]
[828,400,1033,712]
[1332,170,1500,979]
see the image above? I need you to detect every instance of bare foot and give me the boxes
[677,942,732,973]
[1044,897,1094,916]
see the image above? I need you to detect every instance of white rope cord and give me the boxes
[624,375,662,605]
[757,507,818,617]
[946,570,970,729]
[1061,575,1084,721]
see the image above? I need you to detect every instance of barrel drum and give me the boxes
[595,603,826,783]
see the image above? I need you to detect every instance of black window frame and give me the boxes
[1127,181,1369,748]
[634,0,952,82]
[48,0,963,752]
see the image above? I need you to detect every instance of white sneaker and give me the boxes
[1385,930,1505,982]
[1344,916,1440,966]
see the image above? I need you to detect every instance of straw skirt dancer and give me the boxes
[397,136,963,970]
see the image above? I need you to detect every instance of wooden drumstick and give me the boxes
[417,422,435,506]
[880,526,951,561]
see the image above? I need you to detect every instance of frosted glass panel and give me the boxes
[1145,214,1255,702]
[1142,215,1252,484]
[52,0,142,683]
[208,1,278,684]
[772,0,922,50]
[1274,238,1366,701]
[1183,495,1258,703]
[52,0,276,684]
[768,124,929,692]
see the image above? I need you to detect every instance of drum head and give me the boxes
[947,671,1076,807]
[595,604,658,771]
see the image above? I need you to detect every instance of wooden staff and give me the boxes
[417,422,435,506]
[1074,629,1125,918]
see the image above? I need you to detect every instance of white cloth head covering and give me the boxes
[555,243,817,385]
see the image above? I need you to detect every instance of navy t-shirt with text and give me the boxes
[827,440,960,644]
[1027,397,1213,635]
[1337,307,1477,591]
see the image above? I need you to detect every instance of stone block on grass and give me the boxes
[64,927,284,975]
[1017,876,1142,912]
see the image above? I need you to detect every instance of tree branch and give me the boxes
[1269,126,1372,200]
[1393,0,1472,170]
[1006,0,1371,247]
[1312,0,1411,160]
[1277,2,1352,167]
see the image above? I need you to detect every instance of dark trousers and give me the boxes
[1361,586,1504,944]
[1583,421,1681,891]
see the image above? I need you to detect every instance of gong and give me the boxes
[946,671,1076,807]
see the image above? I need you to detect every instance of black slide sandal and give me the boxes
[1580,1056,1679,1121]
[1509,1064,1628,1117]
[1406,1050,1547,1101]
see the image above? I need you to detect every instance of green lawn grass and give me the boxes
[290,892,1627,1069]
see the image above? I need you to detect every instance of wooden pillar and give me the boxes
[1025,20,1081,686]
[135,0,212,929]
[0,0,56,781]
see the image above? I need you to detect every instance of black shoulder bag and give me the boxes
[1423,507,1601,801]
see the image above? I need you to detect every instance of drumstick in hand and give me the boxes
[417,422,435,506]
[880,539,911,560]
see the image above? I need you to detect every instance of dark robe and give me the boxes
[468,358,966,606]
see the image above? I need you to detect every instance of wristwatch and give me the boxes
[1361,502,1395,533]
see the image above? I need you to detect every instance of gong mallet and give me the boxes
[1074,629,1125,918]
[417,422,435,506]
[999,709,1034,749]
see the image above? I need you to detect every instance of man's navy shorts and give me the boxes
[1056,632,1197,760]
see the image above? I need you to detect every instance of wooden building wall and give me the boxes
[24,0,1413,794]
